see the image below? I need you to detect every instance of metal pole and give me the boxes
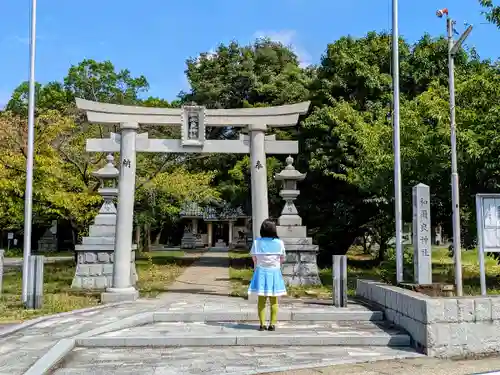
[475,195,486,296]
[22,0,38,305]
[392,0,403,284]
[447,16,463,296]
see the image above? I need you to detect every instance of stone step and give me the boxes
[152,309,383,322]
[281,237,313,245]
[75,244,137,251]
[277,226,307,238]
[284,244,319,251]
[94,215,117,226]
[89,225,116,237]
[78,321,410,348]
[46,346,424,375]
[82,237,116,245]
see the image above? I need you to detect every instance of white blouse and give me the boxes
[251,238,286,269]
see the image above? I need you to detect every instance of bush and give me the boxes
[379,247,414,284]
[3,248,23,258]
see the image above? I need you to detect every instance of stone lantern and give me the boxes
[94,154,119,213]
[275,156,321,286]
[72,154,137,290]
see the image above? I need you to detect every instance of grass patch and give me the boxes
[426,247,500,295]
[136,250,194,298]
[3,249,75,258]
[0,250,194,323]
[228,245,500,299]
[0,261,101,323]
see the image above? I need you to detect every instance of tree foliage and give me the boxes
[0,18,499,262]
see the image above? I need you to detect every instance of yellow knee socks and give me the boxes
[257,296,279,326]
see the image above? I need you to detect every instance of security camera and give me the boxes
[436,8,448,18]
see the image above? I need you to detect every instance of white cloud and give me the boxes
[252,29,312,67]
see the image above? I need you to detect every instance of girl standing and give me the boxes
[248,219,287,331]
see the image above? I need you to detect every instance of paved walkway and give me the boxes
[267,357,500,375]
[164,250,231,297]
[1,251,500,374]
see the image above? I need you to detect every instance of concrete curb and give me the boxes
[153,310,384,322]
[0,301,131,339]
[76,311,154,338]
[20,309,156,375]
[24,339,75,375]
[75,334,411,347]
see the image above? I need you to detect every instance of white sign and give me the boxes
[475,193,500,296]
[7,233,13,240]
[477,195,500,252]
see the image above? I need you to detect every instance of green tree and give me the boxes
[64,59,149,104]
[479,0,500,26]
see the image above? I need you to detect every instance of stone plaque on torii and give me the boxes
[76,98,310,302]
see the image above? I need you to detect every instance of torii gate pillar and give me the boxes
[249,123,269,239]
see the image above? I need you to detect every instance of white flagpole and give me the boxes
[22,0,38,305]
[392,0,403,283]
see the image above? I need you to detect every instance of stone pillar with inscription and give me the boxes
[412,183,432,285]
[72,154,137,290]
[102,122,140,303]
[275,156,321,286]
[249,124,269,239]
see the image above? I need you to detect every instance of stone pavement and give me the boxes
[52,346,421,375]
[0,250,428,375]
[266,356,500,375]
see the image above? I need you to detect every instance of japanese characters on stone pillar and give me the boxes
[412,183,432,285]
[249,123,269,239]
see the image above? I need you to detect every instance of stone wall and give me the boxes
[357,279,500,357]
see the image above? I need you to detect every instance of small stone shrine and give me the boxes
[275,156,321,285]
[72,154,137,289]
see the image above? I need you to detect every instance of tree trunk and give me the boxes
[377,242,387,263]
[362,232,372,254]
[135,225,141,252]
[154,227,163,246]
[144,223,151,252]
[70,226,78,263]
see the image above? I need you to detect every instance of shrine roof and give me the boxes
[180,201,248,220]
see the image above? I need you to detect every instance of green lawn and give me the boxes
[0,250,194,323]
[228,247,500,299]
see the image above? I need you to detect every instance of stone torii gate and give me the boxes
[76,98,310,302]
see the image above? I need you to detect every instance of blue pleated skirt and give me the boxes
[248,266,287,297]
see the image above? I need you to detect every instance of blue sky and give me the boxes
[0,0,498,106]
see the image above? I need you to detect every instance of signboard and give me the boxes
[7,233,13,240]
[475,194,500,295]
